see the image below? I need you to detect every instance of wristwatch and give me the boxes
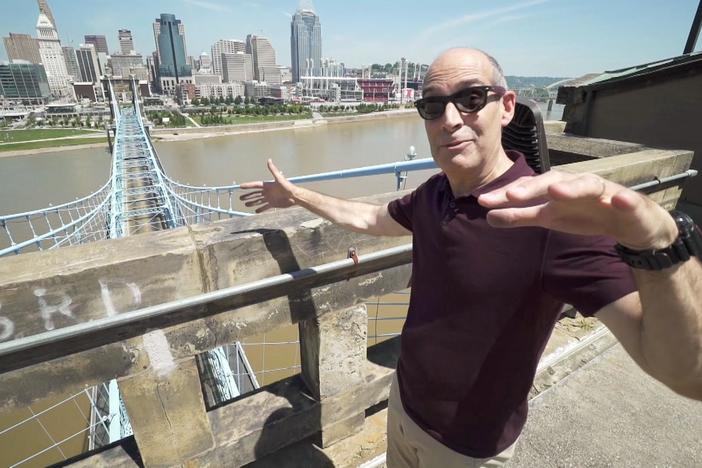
[615,210,702,270]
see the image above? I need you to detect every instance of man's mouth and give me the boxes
[443,139,472,150]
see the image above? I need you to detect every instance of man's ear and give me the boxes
[500,90,517,127]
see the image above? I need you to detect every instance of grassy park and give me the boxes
[0,136,107,153]
[0,128,101,143]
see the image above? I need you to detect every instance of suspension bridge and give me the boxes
[0,79,436,463]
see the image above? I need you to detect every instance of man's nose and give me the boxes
[441,101,463,132]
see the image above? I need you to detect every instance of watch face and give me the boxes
[671,210,695,236]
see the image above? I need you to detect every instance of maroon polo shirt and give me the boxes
[387,151,636,458]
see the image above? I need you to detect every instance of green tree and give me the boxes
[234,95,242,105]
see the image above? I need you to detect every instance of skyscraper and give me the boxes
[210,39,245,77]
[76,44,101,83]
[118,29,134,55]
[153,13,192,94]
[290,1,321,82]
[198,52,212,72]
[221,52,253,82]
[0,60,51,104]
[62,46,80,80]
[37,0,58,34]
[246,34,276,82]
[36,12,70,96]
[154,16,188,63]
[84,35,109,54]
[3,33,42,64]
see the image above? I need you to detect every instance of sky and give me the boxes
[1,0,700,77]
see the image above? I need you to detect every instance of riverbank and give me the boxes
[0,141,108,159]
[151,108,418,142]
[0,109,418,157]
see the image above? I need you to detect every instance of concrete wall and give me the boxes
[562,72,702,219]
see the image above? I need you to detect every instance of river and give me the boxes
[0,103,565,216]
[0,114,433,216]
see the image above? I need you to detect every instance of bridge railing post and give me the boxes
[299,303,368,448]
[117,353,215,466]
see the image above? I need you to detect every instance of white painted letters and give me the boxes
[0,303,15,341]
[98,279,143,317]
[33,288,74,331]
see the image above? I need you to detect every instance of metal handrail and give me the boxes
[0,244,412,373]
[0,180,111,221]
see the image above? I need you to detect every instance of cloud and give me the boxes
[418,0,548,41]
[182,0,232,13]
[485,14,528,27]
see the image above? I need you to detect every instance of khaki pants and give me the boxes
[386,374,518,468]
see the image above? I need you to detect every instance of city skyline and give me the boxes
[0,0,700,77]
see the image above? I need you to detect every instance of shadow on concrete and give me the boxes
[236,228,333,466]
[48,436,144,467]
[367,335,401,371]
[245,405,334,468]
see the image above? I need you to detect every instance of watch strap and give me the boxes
[615,210,701,270]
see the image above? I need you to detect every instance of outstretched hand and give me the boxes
[478,170,678,250]
[239,159,297,213]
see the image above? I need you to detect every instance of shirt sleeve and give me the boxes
[541,231,637,317]
[387,190,416,232]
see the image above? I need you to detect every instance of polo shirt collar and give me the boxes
[442,150,534,203]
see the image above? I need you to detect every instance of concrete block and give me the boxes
[118,356,214,466]
[314,411,365,449]
[300,304,368,400]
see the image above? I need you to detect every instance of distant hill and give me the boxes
[505,76,570,89]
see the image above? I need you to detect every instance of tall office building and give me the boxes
[210,39,245,77]
[76,44,101,83]
[0,60,51,104]
[62,46,80,80]
[110,53,148,80]
[3,33,42,64]
[246,34,276,82]
[118,29,134,54]
[198,52,212,72]
[154,16,188,64]
[36,12,70,96]
[290,2,321,82]
[221,52,253,82]
[153,13,192,94]
[37,0,58,34]
[84,35,109,54]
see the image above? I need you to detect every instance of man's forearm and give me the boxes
[636,258,702,397]
[290,185,404,236]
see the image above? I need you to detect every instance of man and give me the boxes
[240,48,702,466]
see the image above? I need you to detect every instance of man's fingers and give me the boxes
[239,181,263,190]
[610,188,642,212]
[267,159,287,183]
[255,203,272,213]
[239,190,263,201]
[486,205,548,228]
[479,172,564,208]
[547,175,607,201]
[244,198,266,207]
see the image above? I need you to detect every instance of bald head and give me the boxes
[424,48,507,91]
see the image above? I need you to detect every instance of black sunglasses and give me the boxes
[414,85,506,120]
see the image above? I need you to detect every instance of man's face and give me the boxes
[422,50,514,174]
